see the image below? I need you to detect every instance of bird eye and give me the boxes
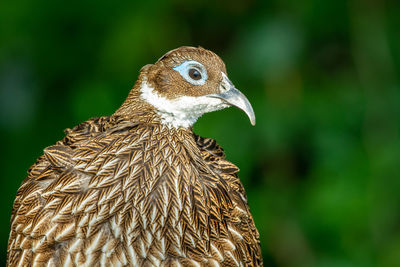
[173,60,208,85]
[188,68,201,80]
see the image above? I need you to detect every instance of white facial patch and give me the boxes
[140,81,228,129]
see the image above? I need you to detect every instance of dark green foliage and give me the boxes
[1,0,399,266]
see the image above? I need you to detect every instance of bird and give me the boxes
[7,46,262,266]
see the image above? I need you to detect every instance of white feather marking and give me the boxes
[224,239,236,250]
[86,232,102,254]
[68,238,83,253]
[173,174,183,211]
[72,193,93,214]
[103,183,121,201]
[85,164,100,172]
[110,217,121,237]
[127,246,137,266]
[160,237,166,255]
[148,255,161,266]
[207,259,221,267]
[235,206,246,214]
[58,201,72,214]
[75,162,86,169]
[88,217,99,236]
[146,231,153,245]
[162,185,169,214]
[159,215,166,228]
[55,223,75,242]
[98,158,120,175]
[225,251,240,266]
[140,81,228,129]
[139,202,147,229]
[17,250,28,266]
[139,239,147,258]
[32,237,46,253]
[109,195,123,214]
[114,162,127,179]
[63,254,73,267]
[211,244,224,261]
[46,259,55,267]
[100,253,107,267]
[78,213,89,227]
[44,223,58,240]
[177,222,183,237]
[228,225,243,241]
[30,215,48,234]
[188,234,196,247]
[97,204,108,218]
[190,260,202,267]
[150,206,157,223]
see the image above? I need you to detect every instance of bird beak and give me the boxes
[208,73,256,126]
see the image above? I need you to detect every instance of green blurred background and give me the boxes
[1,0,400,266]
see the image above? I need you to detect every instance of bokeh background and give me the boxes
[1,0,400,266]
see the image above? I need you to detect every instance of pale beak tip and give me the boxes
[248,112,256,126]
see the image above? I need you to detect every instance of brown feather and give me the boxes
[7,47,262,266]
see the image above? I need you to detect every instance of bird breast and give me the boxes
[8,120,260,266]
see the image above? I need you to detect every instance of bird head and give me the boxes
[118,46,255,129]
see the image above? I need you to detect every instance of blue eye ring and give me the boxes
[173,60,208,85]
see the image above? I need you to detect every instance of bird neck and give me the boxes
[114,77,199,130]
[114,77,162,126]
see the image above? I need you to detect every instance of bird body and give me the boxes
[7,47,262,266]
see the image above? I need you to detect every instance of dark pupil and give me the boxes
[189,68,201,80]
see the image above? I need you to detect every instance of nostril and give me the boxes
[220,82,228,92]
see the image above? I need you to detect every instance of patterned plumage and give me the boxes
[7,46,262,266]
